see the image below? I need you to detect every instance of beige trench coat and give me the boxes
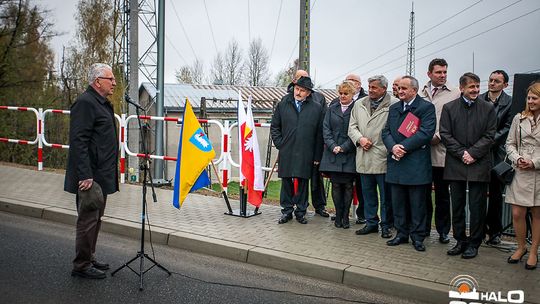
[348,94,398,174]
[505,114,540,207]
[420,82,461,167]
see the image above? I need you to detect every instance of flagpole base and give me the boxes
[224,209,262,218]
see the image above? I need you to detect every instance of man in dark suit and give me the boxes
[382,76,436,252]
[480,70,513,245]
[271,76,324,224]
[440,72,496,259]
[287,70,329,218]
[65,63,119,279]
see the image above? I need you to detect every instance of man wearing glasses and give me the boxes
[65,63,118,279]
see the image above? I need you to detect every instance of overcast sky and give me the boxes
[40,0,540,92]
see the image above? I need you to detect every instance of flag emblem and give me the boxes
[189,128,213,152]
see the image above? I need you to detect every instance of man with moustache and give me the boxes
[440,72,496,259]
[479,70,513,246]
[271,76,324,224]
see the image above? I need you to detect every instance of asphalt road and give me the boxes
[0,211,424,304]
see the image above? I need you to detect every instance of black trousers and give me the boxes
[450,181,488,248]
[426,167,451,235]
[74,193,107,271]
[390,183,428,243]
[354,174,365,220]
[332,181,353,226]
[310,164,327,211]
[485,171,504,237]
[280,177,309,218]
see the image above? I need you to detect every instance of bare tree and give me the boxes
[190,58,204,84]
[223,39,243,85]
[245,37,270,86]
[175,66,192,84]
[210,52,225,85]
[274,58,298,87]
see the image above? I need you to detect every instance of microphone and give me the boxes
[125,94,144,111]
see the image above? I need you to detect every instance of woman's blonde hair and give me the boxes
[522,82,540,117]
[337,81,356,95]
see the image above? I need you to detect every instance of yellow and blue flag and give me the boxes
[173,100,215,209]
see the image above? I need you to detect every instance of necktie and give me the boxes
[432,87,438,97]
[296,101,302,112]
[404,104,410,111]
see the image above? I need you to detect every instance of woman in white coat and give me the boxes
[506,82,540,270]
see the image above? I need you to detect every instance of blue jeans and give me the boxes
[360,174,391,229]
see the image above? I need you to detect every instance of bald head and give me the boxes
[293,70,309,83]
[345,74,362,93]
[392,76,402,98]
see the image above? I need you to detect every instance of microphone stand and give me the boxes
[111,95,171,290]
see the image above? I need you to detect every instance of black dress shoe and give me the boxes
[447,242,466,256]
[355,225,378,235]
[386,236,409,246]
[315,209,330,217]
[342,222,350,229]
[439,234,450,244]
[507,249,527,264]
[381,228,392,239]
[278,215,292,224]
[92,260,110,271]
[331,215,336,221]
[71,267,106,279]
[413,241,426,252]
[355,218,366,224]
[461,246,478,259]
[486,234,502,246]
[296,217,308,224]
[334,221,343,228]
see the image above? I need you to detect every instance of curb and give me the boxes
[1,198,451,304]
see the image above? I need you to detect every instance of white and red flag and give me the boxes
[237,93,264,207]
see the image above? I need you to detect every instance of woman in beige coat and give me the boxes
[505,82,540,270]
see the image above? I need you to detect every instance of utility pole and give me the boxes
[299,0,310,73]
[405,2,415,77]
[153,0,165,183]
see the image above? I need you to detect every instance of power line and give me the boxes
[321,0,484,86]
[165,35,188,67]
[378,7,540,76]
[268,0,283,64]
[170,1,198,61]
[202,0,219,54]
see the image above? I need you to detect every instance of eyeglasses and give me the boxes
[98,77,116,82]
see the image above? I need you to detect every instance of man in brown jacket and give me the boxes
[420,58,460,244]
[440,72,496,259]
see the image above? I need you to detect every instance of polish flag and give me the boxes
[237,94,264,207]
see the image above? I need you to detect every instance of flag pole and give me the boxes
[210,161,233,214]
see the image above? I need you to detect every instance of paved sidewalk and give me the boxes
[0,164,538,304]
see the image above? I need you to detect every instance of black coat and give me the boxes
[319,101,357,174]
[64,86,119,194]
[440,97,496,182]
[271,93,324,179]
[382,95,436,185]
[479,91,513,165]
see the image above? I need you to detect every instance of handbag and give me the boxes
[492,156,515,185]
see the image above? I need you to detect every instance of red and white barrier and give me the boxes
[0,106,41,169]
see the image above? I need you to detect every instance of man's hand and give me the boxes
[359,137,372,151]
[462,151,476,165]
[430,135,441,145]
[332,146,342,154]
[78,178,93,191]
[392,144,406,159]
[313,161,320,165]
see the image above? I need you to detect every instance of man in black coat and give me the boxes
[65,63,119,279]
[440,72,496,259]
[271,76,324,224]
[382,76,436,252]
[287,70,329,218]
[479,70,513,245]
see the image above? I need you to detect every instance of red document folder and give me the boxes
[398,112,420,138]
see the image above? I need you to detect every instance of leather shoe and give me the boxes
[507,249,527,264]
[439,233,450,244]
[355,225,378,235]
[296,216,308,224]
[342,222,350,229]
[71,267,106,279]
[355,218,366,224]
[315,209,330,217]
[278,214,292,224]
[381,227,392,239]
[525,255,537,270]
[461,246,478,259]
[486,234,502,246]
[413,241,426,252]
[447,242,466,256]
[92,260,110,271]
[386,236,409,246]
[334,221,343,228]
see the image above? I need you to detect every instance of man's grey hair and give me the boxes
[402,75,419,90]
[368,75,388,88]
[88,63,112,85]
